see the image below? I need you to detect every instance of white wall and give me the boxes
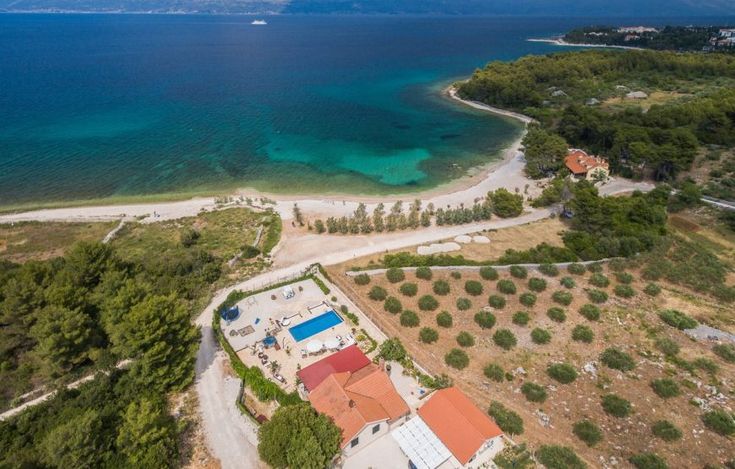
[342,419,390,458]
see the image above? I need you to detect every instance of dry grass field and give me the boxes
[329,260,735,468]
[0,220,118,262]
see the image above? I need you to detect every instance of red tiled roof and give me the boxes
[297,345,371,391]
[565,149,608,175]
[309,364,410,448]
[418,387,503,465]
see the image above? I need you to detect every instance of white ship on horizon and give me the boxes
[251,20,267,25]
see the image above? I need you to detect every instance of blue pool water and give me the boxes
[289,310,343,342]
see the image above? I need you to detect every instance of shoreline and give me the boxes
[528,37,644,51]
[0,86,534,223]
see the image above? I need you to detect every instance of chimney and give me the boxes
[349,400,356,408]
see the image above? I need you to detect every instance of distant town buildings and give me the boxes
[711,28,735,47]
[617,26,659,34]
[565,149,610,181]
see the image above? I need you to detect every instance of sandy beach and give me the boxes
[528,38,644,51]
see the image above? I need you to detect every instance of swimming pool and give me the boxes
[289,310,343,342]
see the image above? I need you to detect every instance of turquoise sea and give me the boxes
[0,15,719,206]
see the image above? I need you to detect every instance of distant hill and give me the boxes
[1,0,735,15]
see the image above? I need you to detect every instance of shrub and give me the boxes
[552,290,573,306]
[418,295,439,311]
[601,394,632,417]
[433,279,450,296]
[547,307,566,323]
[419,327,438,343]
[513,298,537,315]
[573,420,602,447]
[694,357,719,374]
[480,266,499,280]
[521,382,547,403]
[600,347,636,372]
[415,266,433,280]
[456,331,475,347]
[488,294,506,309]
[493,329,517,350]
[474,311,497,329]
[539,263,559,277]
[629,453,669,469]
[650,378,680,399]
[579,304,600,321]
[400,310,420,327]
[465,280,484,296]
[528,277,547,292]
[701,409,735,436]
[512,311,530,326]
[644,283,661,296]
[568,263,586,275]
[589,273,610,288]
[655,338,680,356]
[535,445,586,469]
[484,363,504,382]
[384,296,402,314]
[658,309,697,330]
[587,262,603,273]
[450,271,461,280]
[531,328,551,344]
[378,338,406,361]
[456,297,472,311]
[488,401,523,435]
[497,279,517,294]
[651,420,682,441]
[399,282,418,297]
[489,188,524,218]
[386,267,405,283]
[354,273,370,285]
[587,289,608,304]
[445,348,470,370]
[713,344,735,363]
[560,276,576,289]
[509,265,527,279]
[436,311,453,328]
[572,325,594,343]
[614,284,635,298]
[615,272,634,284]
[368,286,387,301]
[547,363,577,384]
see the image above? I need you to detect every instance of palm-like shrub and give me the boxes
[493,329,517,350]
[497,279,517,294]
[354,273,370,285]
[538,263,559,277]
[509,265,527,279]
[512,311,530,326]
[456,297,471,311]
[519,292,536,307]
[488,294,506,309]
[384,296,402,314]
[436,311,453,328]
[552,290,573,306]
[456,331,475,347]
[399,282,418,297]
[547,307,566,323]
[528,277,547,292]
[587,289,608,304]
[572,325,594,343]
[368,286,387,301]
[480,266,498,280]
[650,378,680,399]
[465,280,484,296]
[400,310,420,327]
[415,266,433,280]
[600,347,636,371]
[547,363,577,384]
[701,409,735,436]
[433,280,450,296]
[418,295,439,311]
[474,311,496,329]
[658,309,697,330]
[445,348,469,370]
[601,394,631,417]
[589,273,610,288]
[531,328,551,344]
[386,267,405,283]
[573,420,602,447]
[579,304,600,321]
[651,420,681,441]
[521,382,547,403]
[483,363,504,382]
[560,276,575,289]
[419,327,438,343]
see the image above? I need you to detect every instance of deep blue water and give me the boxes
[0,15,726,206]
[288,310,343,342]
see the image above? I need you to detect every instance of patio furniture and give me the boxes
[301,349,307,358]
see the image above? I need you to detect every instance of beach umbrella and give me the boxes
[324,338,340,350]
[306,340,323,353]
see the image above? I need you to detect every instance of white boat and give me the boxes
[251,20,267,25]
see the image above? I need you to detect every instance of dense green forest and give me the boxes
[563,26,733,52]
[458,50,735,180]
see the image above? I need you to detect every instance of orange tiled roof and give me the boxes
[418,387,503,465]
[309,364,409,447]
[565,149,608,175]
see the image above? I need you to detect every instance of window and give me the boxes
[350,438,359,448]
[372,424,380,434]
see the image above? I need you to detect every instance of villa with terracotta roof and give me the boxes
[564,148,609,182]
[307,361,410,457]
[392,387,504,469]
